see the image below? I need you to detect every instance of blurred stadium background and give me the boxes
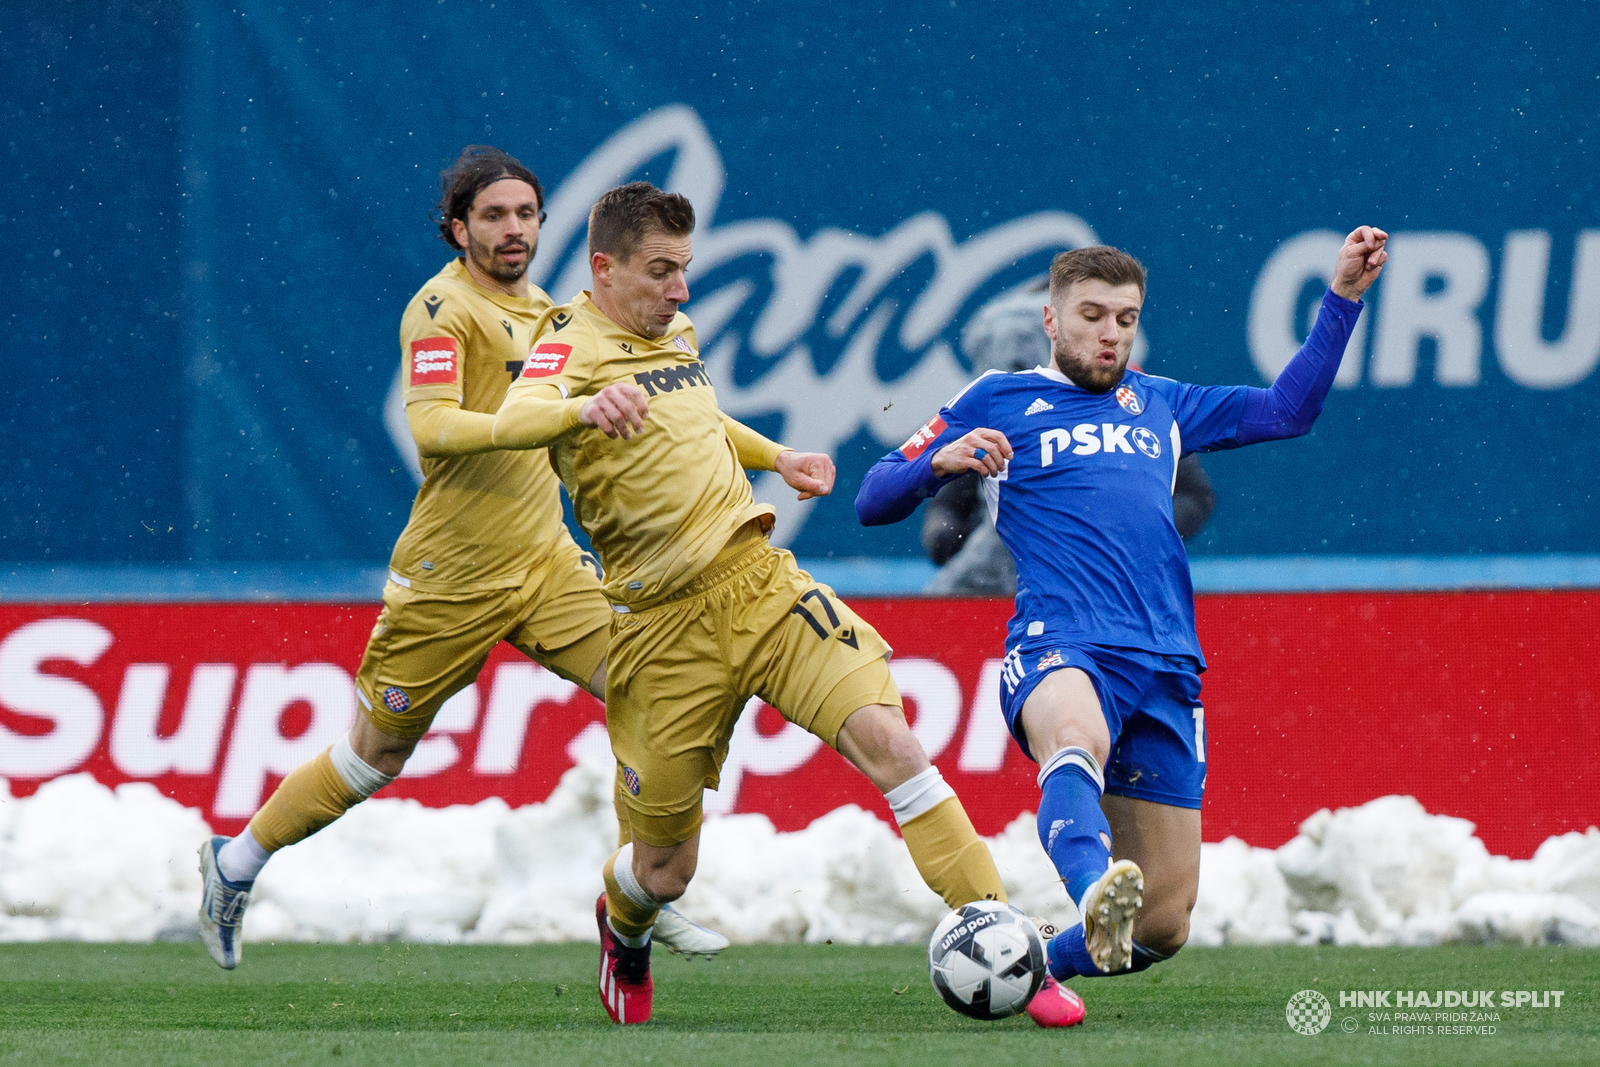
[2,1,1597,945]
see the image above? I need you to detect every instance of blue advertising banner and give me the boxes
[7,1,1599,574]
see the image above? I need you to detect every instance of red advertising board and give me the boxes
[0,593,1594,858]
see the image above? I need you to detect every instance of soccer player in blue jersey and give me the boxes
[855,227,1387,1012]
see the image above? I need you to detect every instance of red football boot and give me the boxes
[1026,975,1087,1028]
[596,894,653,1024]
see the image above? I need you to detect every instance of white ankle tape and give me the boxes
[613,844,665,911]
[1037,746,1104,793]
[330,734,395,798]
[884,767,956,826]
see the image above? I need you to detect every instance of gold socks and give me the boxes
[900,795,1008,908]
[245,747,364,852]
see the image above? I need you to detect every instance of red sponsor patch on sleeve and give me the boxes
[899,415,948,459]
[521,342,572,378]
[409,337,459,386]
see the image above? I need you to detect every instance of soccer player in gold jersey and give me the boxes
[492,182,1010,1024]
[196,149,726,968]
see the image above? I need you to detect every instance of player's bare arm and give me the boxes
[1329,225,1388,300]
[931,428,1012,478]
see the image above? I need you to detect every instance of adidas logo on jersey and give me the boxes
[1025,398,1054,416]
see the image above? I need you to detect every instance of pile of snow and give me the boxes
[1192,795,1600,947]
[3,770,1598,948]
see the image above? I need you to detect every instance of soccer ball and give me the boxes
[927,900,1047,1019]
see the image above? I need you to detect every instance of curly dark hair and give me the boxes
[435,146,544,251]
[1049,245,1147,301]
[587,181,695,262]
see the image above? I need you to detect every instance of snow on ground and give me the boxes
[2,767,1598,948]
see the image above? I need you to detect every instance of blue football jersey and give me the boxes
[856,289,1362,666]
[920,367,1256,662]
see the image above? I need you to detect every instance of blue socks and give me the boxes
[1047,924,1100,979]
[1035,747,1112,907]
[1035,747,1175,981]
[1048,935,1172,980]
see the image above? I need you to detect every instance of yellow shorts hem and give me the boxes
[811,656,902,749]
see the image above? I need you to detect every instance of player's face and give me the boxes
[1043,279,1144,393]
[600,230,692,339]
[454,178,542,290]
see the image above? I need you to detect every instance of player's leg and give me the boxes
[1094,654,1206,968]
[742,551,1005,909]
[833,697,1007,908]
[1019,666,1115,910]
[591,586,738,1022]
[1101,795,1200,965]
[198,583,511,968]
[506,544,731,958]
[1004,649,1145,979]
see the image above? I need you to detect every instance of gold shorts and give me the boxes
[605,527,900,847]
[356,535,610,740]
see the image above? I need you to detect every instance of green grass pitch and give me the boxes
[0,942,1593,1066]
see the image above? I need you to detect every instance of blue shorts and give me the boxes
[997,639,1206,809]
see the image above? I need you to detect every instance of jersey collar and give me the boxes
[1025,363,1133,394]
[446,258,542,314]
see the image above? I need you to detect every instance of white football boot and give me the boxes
[651,903,730,958]
[1080,858,1143,974]
[197,835,253,969]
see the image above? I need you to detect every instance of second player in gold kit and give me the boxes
[493,181,1007,1025]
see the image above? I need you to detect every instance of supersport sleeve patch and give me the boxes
[409,337,459,386]
[899,415,948,459]
[521,342,572,378]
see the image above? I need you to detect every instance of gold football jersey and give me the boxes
[391,259,569,594]
[501,291,774,608]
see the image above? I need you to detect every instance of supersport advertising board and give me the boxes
[2,594,1593,860]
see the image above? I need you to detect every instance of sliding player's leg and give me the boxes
[1094,654,1206,969]
[1102,795,1200,969]
[1005,649,1144,979]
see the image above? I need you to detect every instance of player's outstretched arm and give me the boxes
[1330,225,1388,301]
[490,384,588,450]
[1232,224,1386,445]
[406,398,499,457]
[721,414,788,471]
[856,428,1010,526]
[775,450,835,500]
[719,414,833,499]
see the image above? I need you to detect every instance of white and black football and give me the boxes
[927,900,1048,1019]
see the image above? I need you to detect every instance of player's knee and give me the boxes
[1139,916,1189,958]
[636,870,688,902]
[838,702,930,792]
[350,717,416,778]
[635,845,697,903]
[1137,894,1195,957]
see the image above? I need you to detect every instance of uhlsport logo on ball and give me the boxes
[1286,989,1333,1034]
[927,901,1047,1020]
